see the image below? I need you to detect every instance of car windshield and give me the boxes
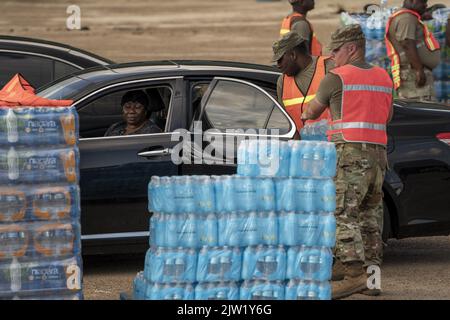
[36,76,94,100]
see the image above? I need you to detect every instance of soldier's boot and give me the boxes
[361,266,381,296]
[332,262,367,300]
[332,259,345,281]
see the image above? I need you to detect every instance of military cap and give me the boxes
[327,24,366,51]
[272,31,306,62]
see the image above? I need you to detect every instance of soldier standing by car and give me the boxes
[385,0,441,101]
[280,0,322,56]
[272,31,334,135]
[302,24,394,299]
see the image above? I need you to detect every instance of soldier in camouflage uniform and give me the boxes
[301,24,393,299]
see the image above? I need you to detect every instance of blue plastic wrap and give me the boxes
[196,246,242,283]
[241,245,286,281]
[239,280,285,300]
[285,279,331,300]
[286,246,333,282]
[145,282,195,300]
[195,282,239,300]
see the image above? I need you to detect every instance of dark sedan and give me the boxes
[36,60,450,255]
[0,35,114,89]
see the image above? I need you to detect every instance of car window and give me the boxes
[267,107,291,134]
[203,79,290,131]
[78,86,172,138]
[0,52,80,89]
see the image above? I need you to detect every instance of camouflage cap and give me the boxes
[327,24,366,51]
[272,31,306,62]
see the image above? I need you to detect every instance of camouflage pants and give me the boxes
[333,143,387,267]
[397,66,437,102]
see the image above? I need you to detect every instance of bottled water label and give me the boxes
[0,255,82,295]
[0,147,79,184]
[0,107,78,147]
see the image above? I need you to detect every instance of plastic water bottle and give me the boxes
[148,176,162,213]
[278,211,298,246]
[323,143,336,177]
[195,176,215,214]
[275,178,295,212]
[235,176,257,212]
[30,185,80,221]
[133,271,146,300]
[199,213,218,247]
[222,176,236,213]
[259,211,278,245]
[0,226,27,259]
[288,141,302,177]
[6,147,19,181]
[6,108,19,144]
[256,178,275,212]
[319,281,332,300]
[300,142,314,177]
[319,212,336,247]
[33,223,77,257]
[295,178,316,212]
[237,139,259,176]
[174,176,196,213]
[166,214,180,247]
[319,179,336,212]
[297,212,320,246]
[219,213,242,247]
[9,257,22,292]
[242,211,259,246]
[312,143,325,177]
[0,190,26,223]
[179,213,198,248]
[278,141,290,177]
[159,177,174,214]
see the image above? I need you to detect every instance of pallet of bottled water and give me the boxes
[135,140,337,300]
[300,120,329,141]
[0,106,82,300]
[426,8,450,104]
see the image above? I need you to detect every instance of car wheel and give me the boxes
[382,201,391,243]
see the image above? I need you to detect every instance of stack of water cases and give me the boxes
[0,107,82,300]
[137,139,336,300]
[343,6,450,103]
[300,119,329,141]
[425,8,450,104]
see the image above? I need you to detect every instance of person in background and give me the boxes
[385,0,441,101]
[272,31,334,135]
[104,90,162,136]
[280,0,322,56]
[302,24,394,299]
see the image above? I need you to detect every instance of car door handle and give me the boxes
[138,148,172,158]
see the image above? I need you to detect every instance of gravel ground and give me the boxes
[83,236,450,300]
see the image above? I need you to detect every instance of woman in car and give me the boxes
[104,90,162,136]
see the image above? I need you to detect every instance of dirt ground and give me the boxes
[0,0,410,64]
[83,236,450,300]
[2,0,449,300]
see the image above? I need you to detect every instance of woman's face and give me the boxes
[122,101,147,126]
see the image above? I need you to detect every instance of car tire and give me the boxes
[382,201,391,243]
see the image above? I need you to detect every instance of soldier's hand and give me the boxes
[415,68,426,88]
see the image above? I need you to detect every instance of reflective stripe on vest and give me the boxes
[343,85,393,94]
[282,56,331,133]
[328,65,393,145]
[330,122,386,131]
[385,9,440,89]
[279,13,322,56]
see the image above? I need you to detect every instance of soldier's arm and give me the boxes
[302,98,327,120]
[301,73,335,120]
[396,15,426,87]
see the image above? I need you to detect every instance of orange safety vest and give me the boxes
[280,12,323,56]
[385,8,440,90]
[327,65,393,145]
[282,56,332,133]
